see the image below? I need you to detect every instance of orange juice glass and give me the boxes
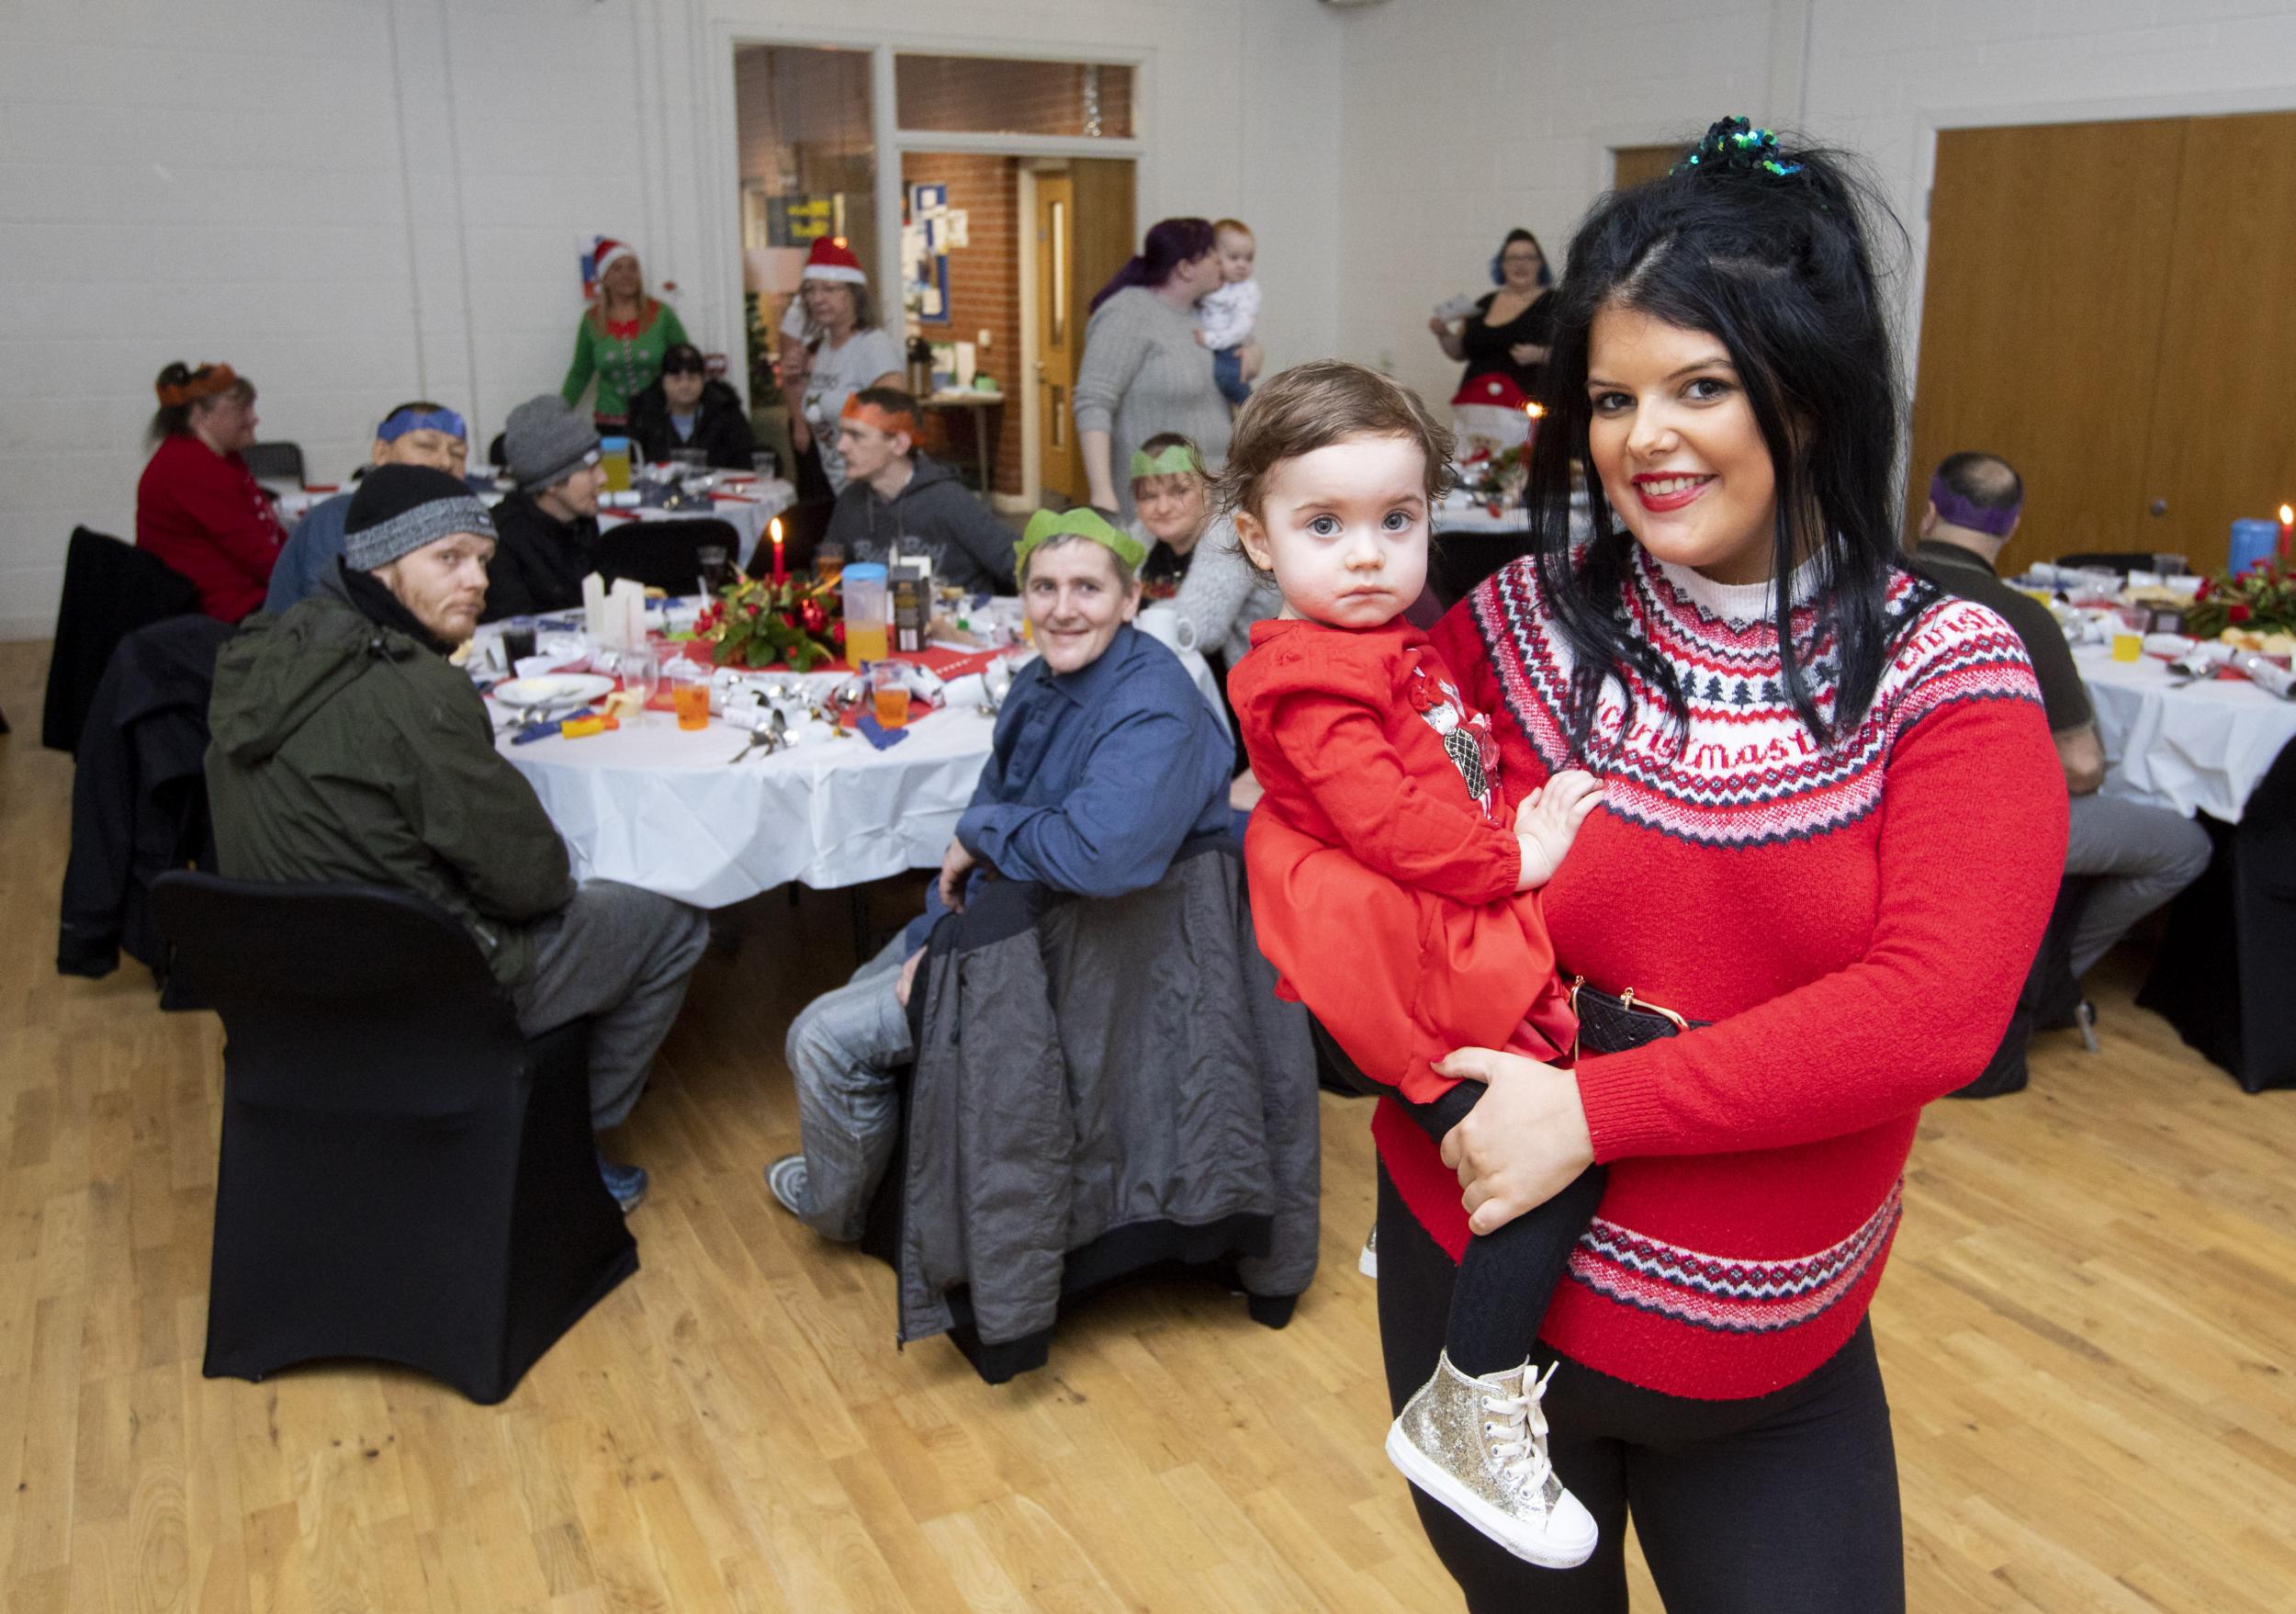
[872,663,910,728]
[846,619,889,663]
[673,680,712,730]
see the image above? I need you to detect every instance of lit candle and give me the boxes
[2280,502,2292,560]
[770,516,786,585]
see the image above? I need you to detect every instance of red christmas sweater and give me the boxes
[1232,618,1577,1105]
[1378,549,2066,1400]
[135,433,287,623]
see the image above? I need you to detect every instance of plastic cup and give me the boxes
[2111,632,2144,663]
[600,436,634,493]
[871,663,910,728]
[843,562,889,663]
[501,625,536,665]
[816,539,846,585]
[673,679,711,730]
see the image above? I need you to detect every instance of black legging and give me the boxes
[1376,1167,1907,1613]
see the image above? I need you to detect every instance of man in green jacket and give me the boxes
[205,465,706,1212]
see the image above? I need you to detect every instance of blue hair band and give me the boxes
[377,406,467,443]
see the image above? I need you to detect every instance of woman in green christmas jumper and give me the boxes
[562,238,690,432]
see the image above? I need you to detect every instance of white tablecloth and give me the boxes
[2077,646,2296,824]
[499,625,1227,906]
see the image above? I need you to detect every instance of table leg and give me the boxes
[974,408,991,498]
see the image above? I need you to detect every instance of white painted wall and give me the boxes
[1334,0,2296,417]
[10,0,2293,638]
[0,0,1342,638]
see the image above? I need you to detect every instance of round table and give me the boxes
[2077,645,2296,824]
[493,610,1227,907]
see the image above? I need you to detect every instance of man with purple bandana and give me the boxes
[1910,452,2211,989]
[264,402,475,613]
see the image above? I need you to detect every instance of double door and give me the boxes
[1910,110,2296,577]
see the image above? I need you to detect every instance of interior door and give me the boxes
[1033,172,1081,502]
[2140,110,2296,571]
[1908,119,2186,577]
[1612,143,1682,189]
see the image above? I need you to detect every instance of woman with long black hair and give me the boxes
[1384,119,2067,1609]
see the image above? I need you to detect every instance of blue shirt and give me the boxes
[264,491,351,613]
[903,624,1233,952]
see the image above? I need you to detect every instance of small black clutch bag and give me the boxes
[1569,979,1707,1057]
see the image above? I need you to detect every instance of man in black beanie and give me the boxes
[206,464,706,1211]
[484,395,606,621]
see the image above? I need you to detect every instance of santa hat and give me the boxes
[1450,373,1529,412]
[591,237,638,279]
[801,236,868,286]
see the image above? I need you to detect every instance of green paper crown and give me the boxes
[1129,442,1201,481]
[1013,507,1147,577]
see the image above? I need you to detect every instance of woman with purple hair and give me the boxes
[1073,217,1236,523]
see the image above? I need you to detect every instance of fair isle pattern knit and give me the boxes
[1570,1180,1904,1334]
[1473,548,2041,848]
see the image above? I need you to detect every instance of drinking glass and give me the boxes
[2111,632,2144,663]
[500,622,538,668]
[871,661,911,728]
[816,538,846,585]
[696,544,732,598]
[617,647,658,724]
[673,675,712,730]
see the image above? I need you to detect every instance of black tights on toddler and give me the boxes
[1405,1081,1606,1378]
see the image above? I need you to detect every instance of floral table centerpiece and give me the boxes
[696,576,842,671]
[2185,553,2296,647]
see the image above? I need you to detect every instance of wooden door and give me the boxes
[1613,143,1682,189]
[1033,172,1081,502]
[2140,110,2296,571]
[1909,119,2187,578]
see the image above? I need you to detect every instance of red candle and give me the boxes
[2279,503,2292,559]
[770,516,786,585]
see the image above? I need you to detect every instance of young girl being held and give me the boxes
[1223,360,1604,1568]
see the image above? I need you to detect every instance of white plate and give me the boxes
[493,673,614,711]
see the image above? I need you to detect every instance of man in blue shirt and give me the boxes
[264,403,473,613]
[767,509,1234,1240]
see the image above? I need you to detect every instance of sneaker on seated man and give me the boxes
[822,387,1019,594]
[206,464,709,1212]
[765,507,1231,1236]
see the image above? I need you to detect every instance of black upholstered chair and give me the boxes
[42,527,201,754]
[597,516,743,594]
[152,874,636,1403]
[241,441,306,485]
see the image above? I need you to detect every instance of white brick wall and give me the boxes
[1333,0,2296,419]
[0,0,1344,637]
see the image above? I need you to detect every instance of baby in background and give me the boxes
[1196,218,1260,407]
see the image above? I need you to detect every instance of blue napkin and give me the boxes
[855,713,910,750]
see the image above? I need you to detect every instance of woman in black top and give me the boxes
[628,343,760,469]
[1431,229,1556,400]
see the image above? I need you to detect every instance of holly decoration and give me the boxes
[1458,442,1526,517]
[696,576,841,671]
[2184,552,2296,641]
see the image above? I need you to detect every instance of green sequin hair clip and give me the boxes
[1674,117,1806,181]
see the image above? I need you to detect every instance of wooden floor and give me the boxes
[6,636,2295,1613]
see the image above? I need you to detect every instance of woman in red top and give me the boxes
[1372,121,2067,1610]
[136,362,287,622]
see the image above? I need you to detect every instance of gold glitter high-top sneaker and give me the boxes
[1385,1353,1598,1568]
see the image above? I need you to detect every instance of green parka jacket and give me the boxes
[204,570,574,987]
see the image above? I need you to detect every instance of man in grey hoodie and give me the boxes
[823,388,1018,593]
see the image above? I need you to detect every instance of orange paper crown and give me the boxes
[155,364,241,408]
[839,395,917,439]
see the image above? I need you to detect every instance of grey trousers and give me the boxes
[2064,792,2214,979]
[783,933,916,1242]
[512,880,710,1132]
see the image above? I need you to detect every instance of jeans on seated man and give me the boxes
[206,464,708,1212]
[766,508,1233,1240]
[1909,452,2212,983]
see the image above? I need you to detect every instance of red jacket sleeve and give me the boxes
[1251,638,1521,904]
[1573,694,2067,1160]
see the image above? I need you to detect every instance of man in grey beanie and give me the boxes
[207,463,706,1213]
[484,394,606,622]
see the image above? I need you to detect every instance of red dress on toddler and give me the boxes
[1231,616,1576,1101]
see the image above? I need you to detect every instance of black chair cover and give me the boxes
[1949,875,2089,1099]
[2140,739,2296,1092]
[241,441,306,485]
[41,527,202,753]
[152,874,637,1403]
[597,517,742,594]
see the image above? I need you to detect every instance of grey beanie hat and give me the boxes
[504,394,602,491]
[343,464,496,571]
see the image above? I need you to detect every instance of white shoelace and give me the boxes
[1480,1361,1559,1499]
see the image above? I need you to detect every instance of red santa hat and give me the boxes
[801,236,869,286]
[591,237,638,279]
[1449,373,1529,412]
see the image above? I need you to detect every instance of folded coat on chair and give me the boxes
[883,838,1321,1371]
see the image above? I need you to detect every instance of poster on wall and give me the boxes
[906,182,951,325]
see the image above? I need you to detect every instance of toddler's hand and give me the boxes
[1513,771,1604,890]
